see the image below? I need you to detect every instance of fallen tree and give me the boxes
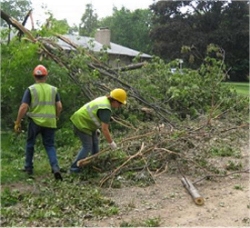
[1,9,174,125]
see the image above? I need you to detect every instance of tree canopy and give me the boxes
[149,0,249,81]
[79,3,99,37]
[99,7,153,54]
[0,0,32,26]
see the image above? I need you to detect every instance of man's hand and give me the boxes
[109,141,117,150]
[96,129,101,137]
[14,121,21,133]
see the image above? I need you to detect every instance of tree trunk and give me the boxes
[181,177,204,205]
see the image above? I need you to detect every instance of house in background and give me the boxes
[57,28,152,68]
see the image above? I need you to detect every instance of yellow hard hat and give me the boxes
[110,88,127,104]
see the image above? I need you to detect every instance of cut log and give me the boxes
[181,177,204,206]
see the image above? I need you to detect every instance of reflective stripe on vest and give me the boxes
[86,103,111,127]
[27,83,57,128]
[29,85,56,108]
[27,113,55,118]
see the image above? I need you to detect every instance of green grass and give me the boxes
[1,133,26,183]
[225,82,249,96]
[1,131,120,227]
[1,132,59,183]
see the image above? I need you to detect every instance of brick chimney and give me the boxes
[95,27,111,46]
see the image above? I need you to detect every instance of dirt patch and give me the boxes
[85,145,250,227]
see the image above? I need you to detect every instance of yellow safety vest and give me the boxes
[27,83,57,128]
[70,96,111,135]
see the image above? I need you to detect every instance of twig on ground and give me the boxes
[100,143,145,187]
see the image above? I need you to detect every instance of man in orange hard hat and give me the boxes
[70,88,127,173]
[14,65,63,181]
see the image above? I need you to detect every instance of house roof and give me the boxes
[57,34,152,58]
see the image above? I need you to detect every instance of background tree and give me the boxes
[149,1,195,63]
[79,3,99,37]
[99,7,153,54]
[217,1,249,81]
[68,24,79,35]
[41,17,71,35]
[0,0,32,26]
[149,0,249,82]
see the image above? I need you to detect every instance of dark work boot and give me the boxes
[51,168,67,173]
[54,171,63,181]
[21,168,33,175]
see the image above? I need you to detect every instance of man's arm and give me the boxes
[15,89,31,124]
[98,109,113,143]
[55,92,62,119]
[56,101,62,119]
[15,103,29,123]
[101,122,113,143]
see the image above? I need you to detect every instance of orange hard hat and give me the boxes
[33,65,48,76]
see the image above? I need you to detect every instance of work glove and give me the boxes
[109,141,117,150]
[14,121,22,133]
[96,129,101,137]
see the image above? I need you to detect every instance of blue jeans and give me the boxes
[70,126,99,173]
[25,119,60,173]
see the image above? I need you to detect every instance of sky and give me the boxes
[30,0,156,27]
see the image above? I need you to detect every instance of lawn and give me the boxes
[225,82,249,96]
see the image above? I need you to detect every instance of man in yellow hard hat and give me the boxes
[14,65,63,181]
[70,88,127,173]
